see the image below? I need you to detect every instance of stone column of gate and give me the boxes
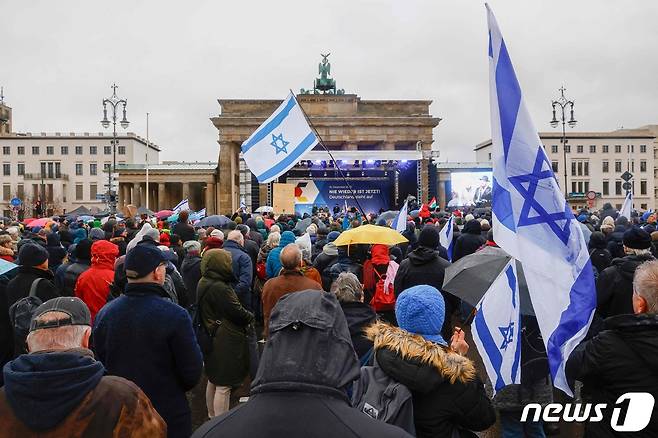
[132,182,141,207]
[182,182,190,206]
[158,183,166,211]
[218,141,239,214]
[205,182,215,215]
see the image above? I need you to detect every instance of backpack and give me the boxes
[8,278,45,353]
[370,262,397,312]
[352,357,416,435]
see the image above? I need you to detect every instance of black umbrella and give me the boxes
[442,246,534,316]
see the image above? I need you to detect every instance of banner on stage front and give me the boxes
[288,179,390,215]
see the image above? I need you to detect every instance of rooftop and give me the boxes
[0,131,161,151]
[117,161,217,171]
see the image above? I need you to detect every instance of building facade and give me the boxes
[0,131,159,217]
[474,128,657,211]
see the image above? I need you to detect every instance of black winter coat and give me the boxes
[367,323,496,438]
[58,261,90,297]
[452,220,485,262]
[566,313,658,438]
[181,255,202,304]
[394,247,455,339]
[596,253,654,318]
[6,266,60,309]
[172,222,195,243]
[606,225,627,259]
[340,301,376,360]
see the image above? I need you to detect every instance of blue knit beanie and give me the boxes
[395,285,447,345]
[327,231,340,243]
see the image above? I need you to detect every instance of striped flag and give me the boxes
[439,215,454,261]
[487,4,595,396]
[619,191,633,219]
[391,200,408,233]
[173,198,190,213]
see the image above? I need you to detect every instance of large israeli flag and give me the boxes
[439,215,454,261]
[486,4,596,396]
[472,259,521,394]
[619,191,633,220]
[241,92,318,183]
[173,198,190,213]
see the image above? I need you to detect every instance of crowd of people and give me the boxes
[0,202,656,437]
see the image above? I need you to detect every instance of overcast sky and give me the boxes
[3,0,658,162]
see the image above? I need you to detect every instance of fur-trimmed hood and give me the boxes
[365,321,476,391]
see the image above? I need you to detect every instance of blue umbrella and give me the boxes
[198,215,230,228]
[78,215,94,222]
[642,211,653,221]
[167,213,180,223]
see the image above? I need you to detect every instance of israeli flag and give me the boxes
[619,191,633,220]
[197,208,207,219]
[487,4,596,396]
[439,215,454,261]
[241,92,318,183]
[391,200,408,233]
[472,260,521,394]
[173,198,190,213]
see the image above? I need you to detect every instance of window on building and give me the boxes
[571,161,576,176]
[615,181,622,195]
[103,163,111,172]
[630,145,635,153]
[584,181,590,192]
[46,184,53,203]
[564,144,571,153]
[603,180,609,195]
[551,161,558,173]
[40,162,46,178]
[631,160,635,172]
[584,161,589,176]
[90,163,97,176]
[76,184,83,201]
[551,145,558,154]
[2,146,9,155]
[589,145,596,153]
[17,184,24,200]
[55,162,61,178]
[104,146,111,155]
[603,145,609,153]
[17,146,24,155]
[602,161,609,173]
[17,163,24,176]
[641,203,648,210]
[75,146,83,155]
[641,160,647,172]
[615,145,622,153]
[577,145,583,153]
[615,160,622,173]
[62,184,66,203]
[32,146,39,155]
[571,181,577,193]
[90,184,97,200]
[641,180,647,195]
[616,204,622,210]
[61,146,68,155]
[75,163,83,176]
[32,184,38,200]
[46,146,54,155]
[2,184,10,201]
[118,146,126,155]
[89,146,97,155]
[577,181,583,193]
[577,161,583,176]
[2,163,10,176]
[640,144,647,153]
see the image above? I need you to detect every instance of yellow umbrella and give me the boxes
[333,224,408,246]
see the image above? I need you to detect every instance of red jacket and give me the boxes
[75,240,118,322]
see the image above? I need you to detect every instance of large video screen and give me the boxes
[449,171,493,207]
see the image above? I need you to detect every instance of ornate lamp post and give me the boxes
[550,86,577,196]
[101,84,129,214]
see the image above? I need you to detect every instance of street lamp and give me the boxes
[100,84,129,214]
[550,86,577,196]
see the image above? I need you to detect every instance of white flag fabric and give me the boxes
[197,208,207,219]
[392,200,408,233]
[487,4,596,396]
[472,259,521,394]
[241,92,318,183]
[173,199,190,213]
[619,191,633,220]
[439,215,454,261]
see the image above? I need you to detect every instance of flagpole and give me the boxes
[146,112,149,211]
[290,90,368,219]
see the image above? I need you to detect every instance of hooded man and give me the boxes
[74,240,119,322]
[56,239,92,297]
[192,291,411,438]
[0,297,165,437]
[452,219,485,262]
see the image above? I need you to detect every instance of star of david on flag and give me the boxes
[241,92,318,183]
[486,4,596,396]
[472,259,521,394]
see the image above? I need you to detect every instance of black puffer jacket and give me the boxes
[394,246,455,339]
[192,291,410,438]
[605,225,627,259]
[327,247,363,283]
[566,313,658,438]
[452,220,485,262]
[367,322,496,438]
[596,253,654,318]
[340,301,376,360]
[181,254,202,304]
[58,261,90,297]
[588,232,612,275]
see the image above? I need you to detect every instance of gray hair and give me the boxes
[633,260,658,313]
[330,272,363,303]
[227,230,244,245]
[266,231,281,247]
[26,311,90,352]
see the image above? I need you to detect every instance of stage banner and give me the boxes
[288,179,390,215]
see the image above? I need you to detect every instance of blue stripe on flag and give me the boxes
[512,316,522,383]
[505,265,516,308]
[492,177,516,231]
[241,97,297,153]
[256,132,317,182]
[546,259,596,380]
[488,31,493,58]
[495,39,522,161]
[474,306,506,391]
